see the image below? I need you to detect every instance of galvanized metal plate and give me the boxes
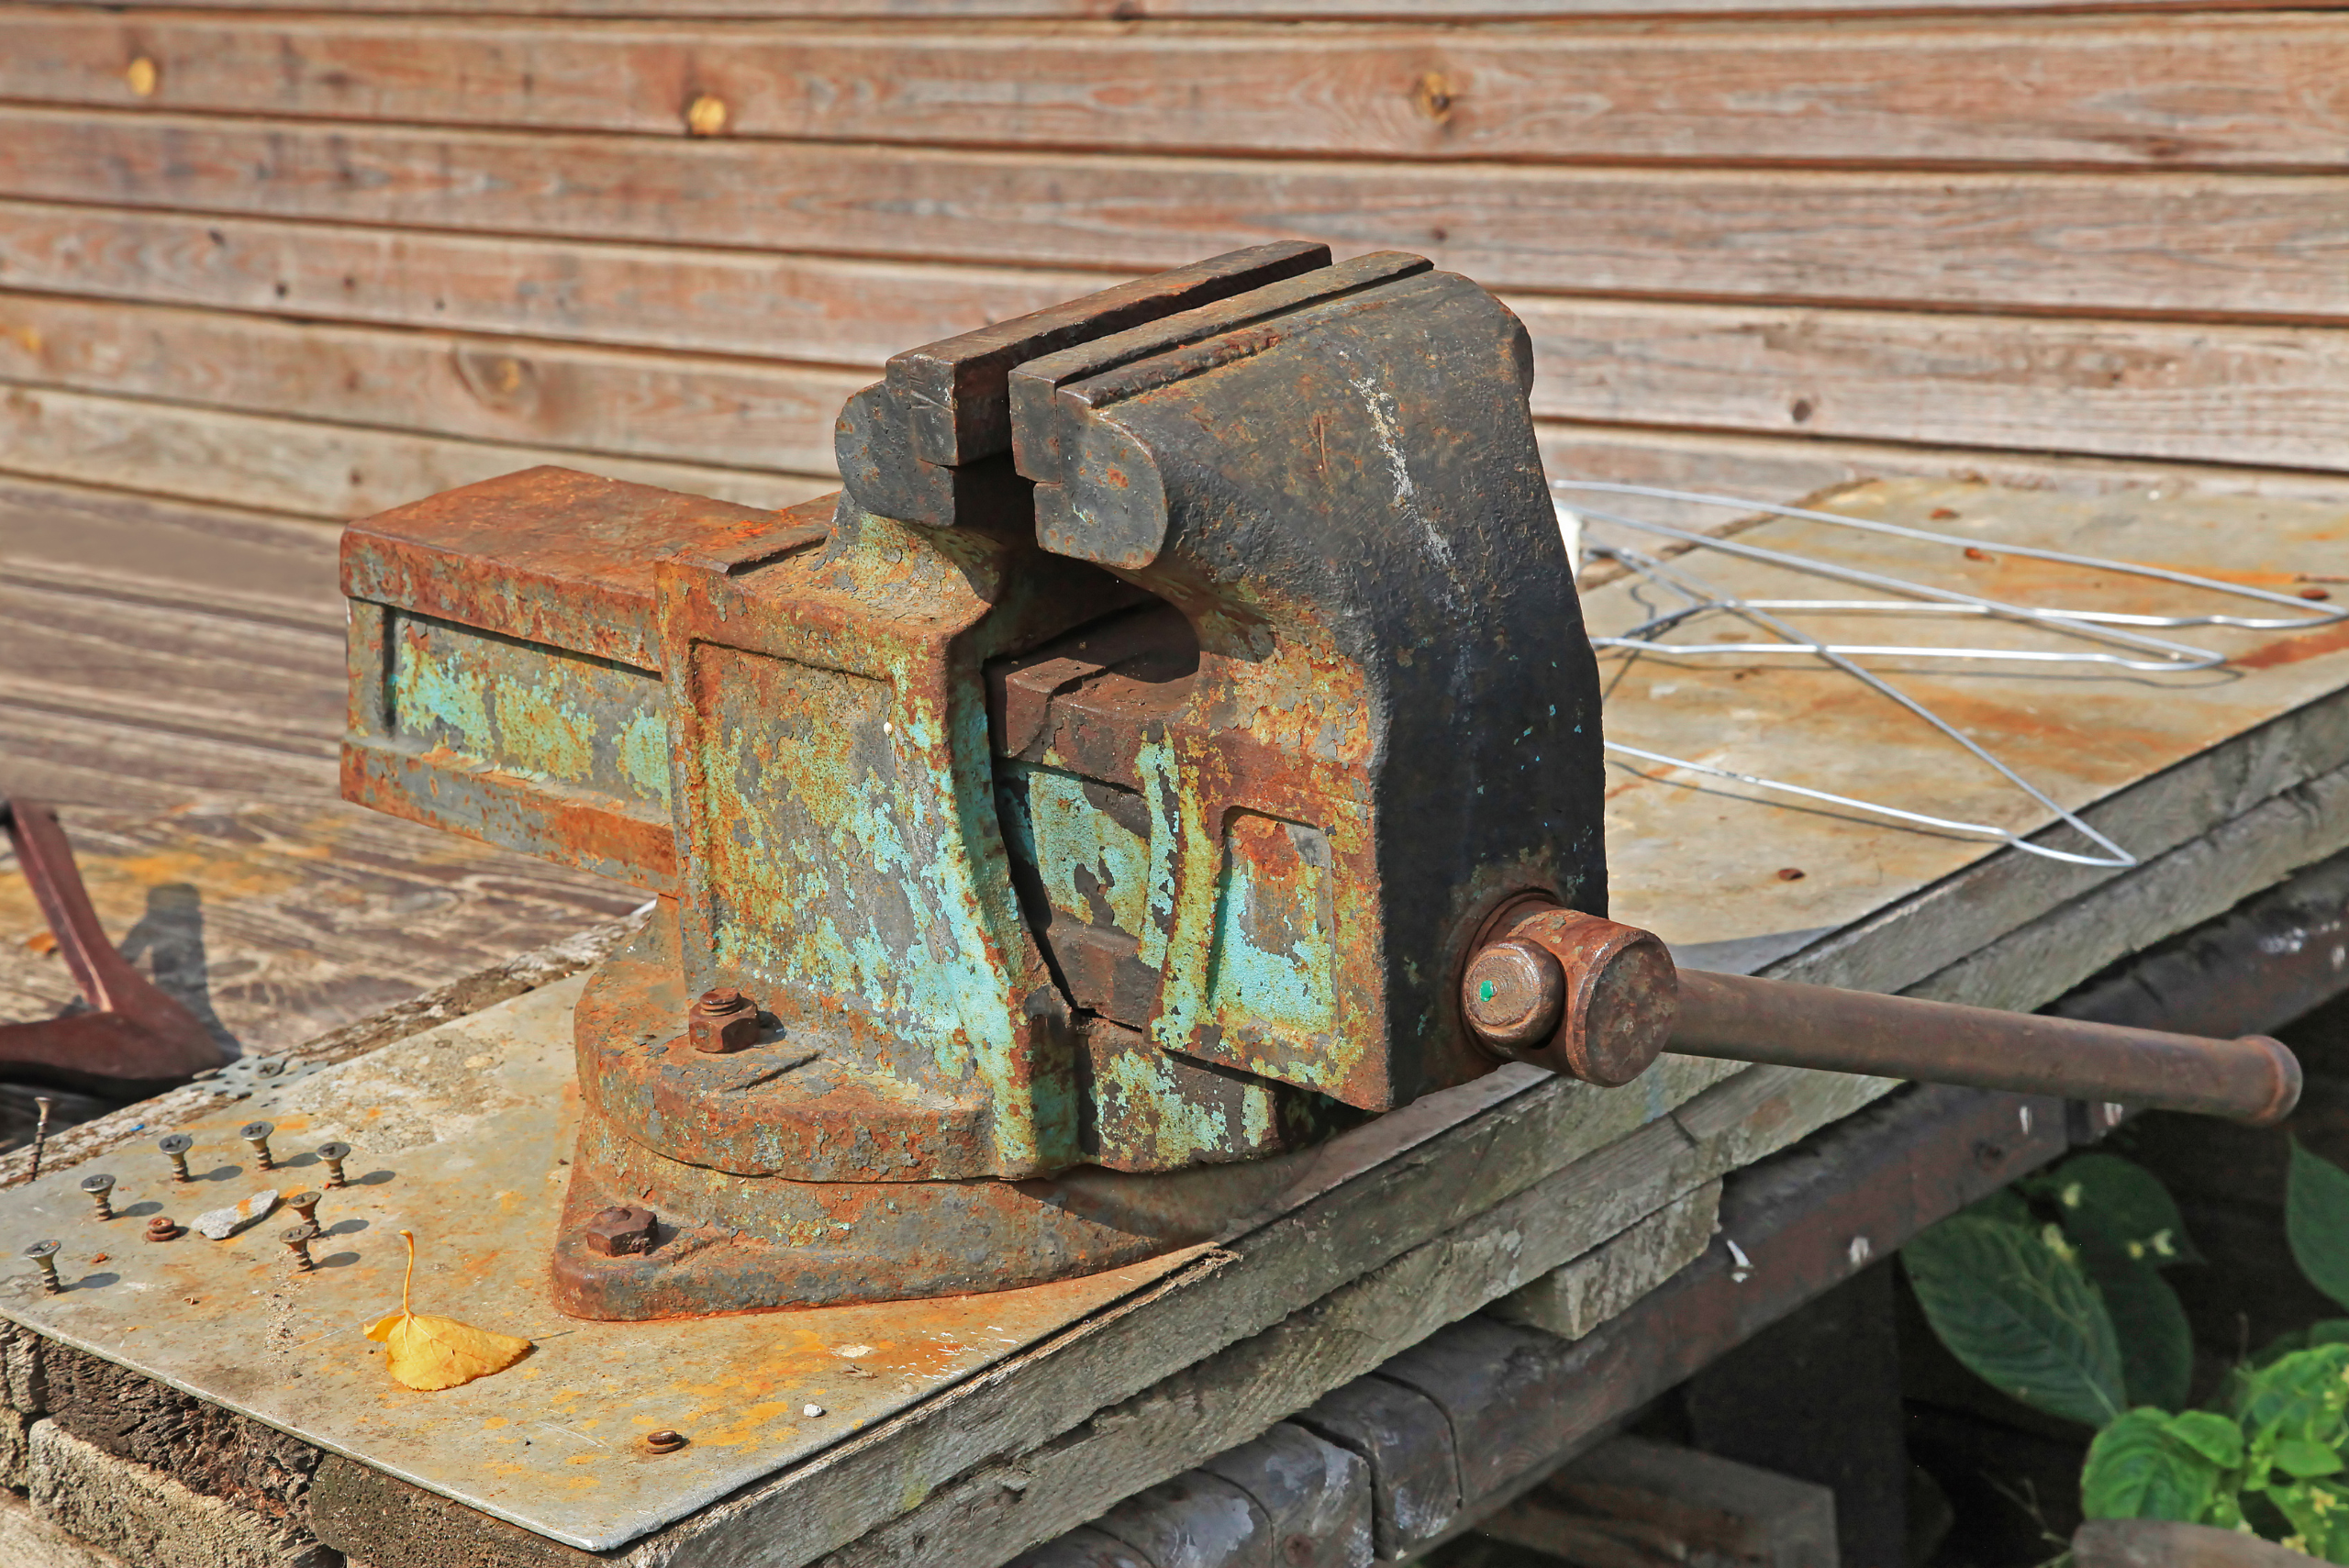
[1594,479,2349,966]
[0,976,1217,1551]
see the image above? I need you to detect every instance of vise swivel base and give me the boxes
[342,244,2300,1321]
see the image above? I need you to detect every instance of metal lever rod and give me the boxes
[1669,968,2301,1127]
[1462,906,2303,1127]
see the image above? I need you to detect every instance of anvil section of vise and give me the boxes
[340,244,1607,1318]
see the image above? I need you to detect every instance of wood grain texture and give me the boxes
[10,286,2345,473]
[5,109,2342,320]
[0,384,830,520]
[4,12,2344,170]
[1515,298,2349,469]
[0,290,866,476]
[11,0,2343,19]
[0,201,1073,367]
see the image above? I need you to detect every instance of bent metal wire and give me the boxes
[1553,481,2349,871]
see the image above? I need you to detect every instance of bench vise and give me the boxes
[340,244,2300,1321]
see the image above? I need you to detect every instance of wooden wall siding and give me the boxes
[18,0,2349,18]
[4,289,2341,474]
[5,13,2346,171]
[0,5,2342,536]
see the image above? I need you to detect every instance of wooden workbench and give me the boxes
[0,475,2345,1568]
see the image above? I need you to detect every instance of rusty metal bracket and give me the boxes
[0,801,223,1095]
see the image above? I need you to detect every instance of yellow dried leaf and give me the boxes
[364,1230,529,1392]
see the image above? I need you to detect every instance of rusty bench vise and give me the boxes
[340,244,2301,1321]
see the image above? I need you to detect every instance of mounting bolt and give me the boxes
[689,988,762,1054]
[643,1429,687,1454]
[78,1173,117,1221]
[280,1223,320,1273]
[286,1191,321,1225]
[1461,939,1567,1056]
[145,1216,181,1242]
[23,1240,60,1294]
[315,1142,351,1188]
[239,1122,276,1171]
[158,1133,194,1183]
[581,1204,659,1258]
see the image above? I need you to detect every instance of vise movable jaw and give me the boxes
[341,243,1609,1318]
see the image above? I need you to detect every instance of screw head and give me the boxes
[1461,939,1567,1053]
[688,988,763,1053]
[643,1429,687,1454]
[286,1190,321,1217]
[280,1223,319,1245]
[239,1121,274,1142]
[581,1204,660,1258]
[157,1134,192,1156]
[315,1141,351,1162]
[77,1173,115,1195]
[22,1240,58,1261]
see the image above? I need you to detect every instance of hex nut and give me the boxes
[689,988,762,1054]
[581,1204,660,1258]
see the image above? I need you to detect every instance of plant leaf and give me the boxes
[2289,1142,2349,1313]
[1904,1213,2126,1428]
[2081,1407,2223,1521]
[2231,1344,2349,1464]
[2077,1234,2195,1411]
[2032,1153,2200,1266]
[363,1230,530,1392]
[2275,1438,2347,1480]
[2165,1410,2246,1470]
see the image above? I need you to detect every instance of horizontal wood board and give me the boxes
[6,287,2346,477]
[4,12,2346,171]
[5,110,2340,322]
[14,0,2349,17]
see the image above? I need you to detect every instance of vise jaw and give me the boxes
[340,243,1607,1318]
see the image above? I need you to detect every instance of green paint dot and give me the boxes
[1479,979,1496,1002]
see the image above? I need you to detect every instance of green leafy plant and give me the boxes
[1903,1140,2349,1558]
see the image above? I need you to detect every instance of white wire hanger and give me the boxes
[1556,481,2347,871]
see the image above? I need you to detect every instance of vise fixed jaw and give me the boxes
[341,243,1608,1318]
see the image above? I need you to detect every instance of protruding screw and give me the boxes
[158,1133,194,1183]
[239,1122,276,1171]
[1461,939,1567,1056]
[78,1173,117,1221]
[23,1240,60,1294]
[145,1216,181,1242]
[643,1429,687,1454]
[581,1204,659,1258]
[315,1142,351,1189]
[286,1191,321,1225]
[688,987,762,1054]
[280,1223,319,1273]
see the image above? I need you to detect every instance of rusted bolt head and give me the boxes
[1471,909,1679,1087]
[145,1217,180,1242]
[689,988,762,1054]
[643,1429,687,1454]
[581,1204,659,1258]
[1462,940,1566,1053]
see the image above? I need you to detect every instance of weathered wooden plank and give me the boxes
[0,806,644,1057]
[1092,1473,1270,1568]
[0,202,1075,365]
[1294,1381,1459,1562]
[5,110,2342,319]
[1492,1178,1720,1340]
[1514,298,2349,470]
[13,289,2346,474]
[1197,1426,1372,1568]
[4,12,2344,170]
[788,1063,1882,1568]
[1476,1438,1839,1566]
[0,385,829,520]
[0,290,866,477]
[11,0,2342,24]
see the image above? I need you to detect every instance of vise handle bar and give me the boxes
[1461,906,2301,1127]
